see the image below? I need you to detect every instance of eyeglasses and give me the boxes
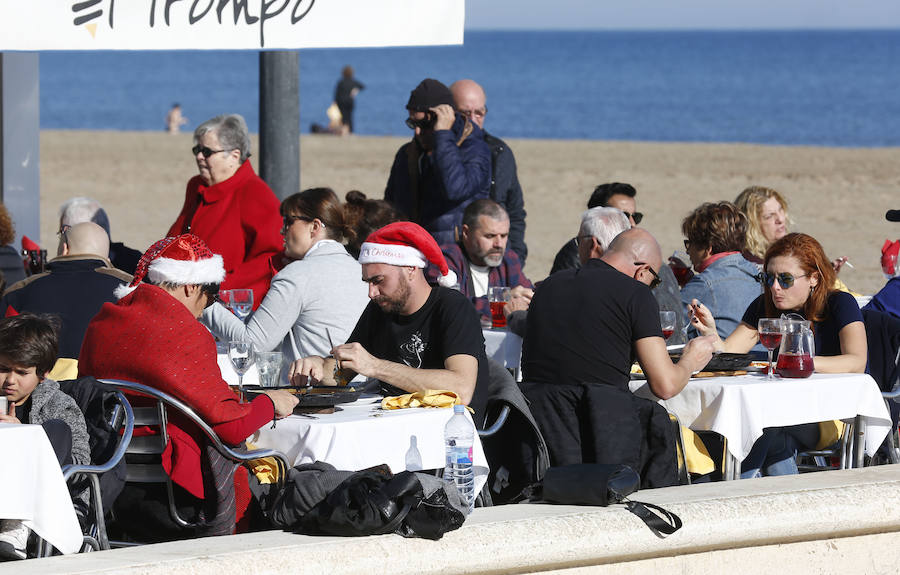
[405,113,436,131]
[634,261,662,290]
[683,239,691,250]
[192,145,229,159]
[56,224,71,238]
[282,215,314,229]
[574,234,594,248]
[459,107,487,120]
[763,272,808,289]
[201,285,221,308]
[622,211,643,225]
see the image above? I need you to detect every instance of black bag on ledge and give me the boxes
[536,464,682,538]
[252,461,467,540]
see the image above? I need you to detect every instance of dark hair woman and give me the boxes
[342,190,402,258]
[201,188,370,367]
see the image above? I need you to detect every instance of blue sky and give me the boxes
[465,0,900,30]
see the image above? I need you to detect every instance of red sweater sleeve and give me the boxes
[212,394,275,445]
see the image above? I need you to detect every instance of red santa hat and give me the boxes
[114,234,225,299]
[358,222,458,288]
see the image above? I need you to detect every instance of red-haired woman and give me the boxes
[690,232,867,477]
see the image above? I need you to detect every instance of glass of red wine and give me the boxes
[757,318,783,380]
[659,310,676,341]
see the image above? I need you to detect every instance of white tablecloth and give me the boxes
[630,372,891,461]
[0,424,83,554]
[251,396,490,493]
[483,328,522,369]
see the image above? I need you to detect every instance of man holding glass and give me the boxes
[521,228,715,487]
[78,233,297,539]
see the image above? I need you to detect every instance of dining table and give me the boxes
[630,372,891,480]
[0,423,83,555]
[250,395,490,493]
[483,327,523,380]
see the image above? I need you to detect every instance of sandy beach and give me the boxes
[39,130,899,295]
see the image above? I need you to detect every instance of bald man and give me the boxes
[1,222,133,358]
[451,79,528,265]
[521,228,715,486]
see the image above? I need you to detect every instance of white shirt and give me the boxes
[469,263,490,297]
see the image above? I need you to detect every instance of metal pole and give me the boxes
[0,52,41,247]
[259,51,300,201]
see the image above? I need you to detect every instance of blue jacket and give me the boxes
[681,253,763,342]
[864,277,900,320]
[385,115,491,245]
[484,133,527,265]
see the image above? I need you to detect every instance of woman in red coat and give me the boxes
[167,114,283,308]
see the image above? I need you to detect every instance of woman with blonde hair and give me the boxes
[734,186,790,264]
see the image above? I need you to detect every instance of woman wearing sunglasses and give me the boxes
[167,114,283,310]
[202,188,370,371]
[689,232,867,477]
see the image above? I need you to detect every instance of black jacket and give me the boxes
[484,133,528,264]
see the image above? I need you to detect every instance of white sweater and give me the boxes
[202,240,370,368]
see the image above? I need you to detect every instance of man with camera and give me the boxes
[385,78,491,245]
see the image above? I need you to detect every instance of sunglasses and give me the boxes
[635,261,662,290]
[201,285,221,308]
[623,211,644,225]
[405,113,436,131]
[192,145,229,159]
[763,272,808,289]
[282,215,314,228]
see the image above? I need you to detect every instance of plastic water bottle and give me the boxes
[444,404,475,514]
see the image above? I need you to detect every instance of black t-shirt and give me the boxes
[522,258,662,390]
[741,290,862,357]
[347,286,489,418]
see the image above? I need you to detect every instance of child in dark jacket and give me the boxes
[0,314,89,561]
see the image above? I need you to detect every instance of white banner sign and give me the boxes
[0,0,464,50]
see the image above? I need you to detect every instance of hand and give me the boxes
[332,342,380,379]
[288,356,325,386]
[504,294,530,317]
[0,402,20,425]
[509,285,534,302]
[832,256,848,274]
[678,335,716,372]
[264,390,299,419]
[430,104,456,131]
[687,299,716,336]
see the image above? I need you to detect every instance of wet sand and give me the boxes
[40,130,899,294]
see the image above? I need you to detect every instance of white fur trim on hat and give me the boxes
[437,269,458,288]
[114,283,137,300]
[358,242,427,268]
[146,254,226,286]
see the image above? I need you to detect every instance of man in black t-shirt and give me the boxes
[290,222,489,418]
[522,228,715,474]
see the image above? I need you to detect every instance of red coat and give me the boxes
[167,161,283,308]
[78,284,273,498]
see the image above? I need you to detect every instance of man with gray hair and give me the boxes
[1,222,132,358]
[59,197,142,275]
[575,206,631,265]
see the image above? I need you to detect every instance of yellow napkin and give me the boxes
[381,390,473,413]
[48,358,78,382]
[244,441,280,485]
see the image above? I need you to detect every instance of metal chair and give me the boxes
[100,379,290,535]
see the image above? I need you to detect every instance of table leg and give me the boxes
[852,415,867,468]
[722,438,740,480]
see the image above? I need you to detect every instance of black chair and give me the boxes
[35,379,134,556]
[100,379,289,540]
[863,309,900,464]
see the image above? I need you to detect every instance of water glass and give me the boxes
[488,286,511,329]
[256,351,283,388]
[228,340,255,401]
[224,289,254,322]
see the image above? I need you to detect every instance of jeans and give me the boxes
[740,423,820,479]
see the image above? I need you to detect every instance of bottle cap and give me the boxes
[453,404,465,414]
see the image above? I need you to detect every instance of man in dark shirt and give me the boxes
[290,222,489,418]
[522,228,714,475]
[451,79,528,264]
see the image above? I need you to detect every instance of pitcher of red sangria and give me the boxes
[775,315,815,378]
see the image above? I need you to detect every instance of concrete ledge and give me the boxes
[10,466,900,575]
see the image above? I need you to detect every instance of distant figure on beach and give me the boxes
[310,102,347,136]
[167,114,283,308]
[384,78,491,245]
[333,66,364,134]
[165,103,188,134]
[451,79,528,265]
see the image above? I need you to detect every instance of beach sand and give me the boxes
[40,130,899,294]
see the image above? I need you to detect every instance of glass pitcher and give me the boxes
[775,314,815,378]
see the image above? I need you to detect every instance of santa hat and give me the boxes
[358,222,458,288]
[882,239,899,277]
[114,234,225,299]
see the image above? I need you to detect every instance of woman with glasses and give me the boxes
[167,114,283,309]
[202,188,370,371]
[689,232,867,477]
[680,202,763,342]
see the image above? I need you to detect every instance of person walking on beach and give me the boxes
[385,78,491,246]
[165,103,188,134]
[451,79,528,265]
[334,66,364,134]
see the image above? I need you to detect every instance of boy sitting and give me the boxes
[0,314,90,561]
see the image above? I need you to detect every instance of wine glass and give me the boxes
[757,318,783,380]
[659,311,676,341]
[225,289,254,323]
[228,340,255,402]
